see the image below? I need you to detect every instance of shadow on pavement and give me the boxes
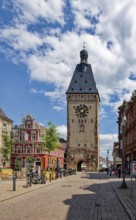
[63,172,136,220]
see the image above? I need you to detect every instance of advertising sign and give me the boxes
[130,161,136,176]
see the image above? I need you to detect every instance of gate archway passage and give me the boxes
[77,161,87,171]
[77,161,82,171]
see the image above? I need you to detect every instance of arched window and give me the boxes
[80,124,84,132]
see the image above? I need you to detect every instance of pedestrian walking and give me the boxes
[118,167,121,178]
[109,167,112,176]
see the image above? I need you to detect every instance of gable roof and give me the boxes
[0,108,13,122]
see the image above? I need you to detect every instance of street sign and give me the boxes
[130,161,136,176]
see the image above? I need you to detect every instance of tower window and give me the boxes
[72,119,74,123]
[80,74,83,77]
[78,144,80,147]
[91,119,93,123]
[80,124,84,132]
[84,144,86,147]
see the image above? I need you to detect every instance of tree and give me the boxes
[42,122,60,168]
[0,134,13,166]
[14,159,22,171]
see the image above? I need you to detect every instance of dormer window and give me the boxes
[27,123,31,128]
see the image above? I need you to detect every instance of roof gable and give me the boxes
[0,108,13,122]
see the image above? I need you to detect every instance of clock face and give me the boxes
[75,104,89,118]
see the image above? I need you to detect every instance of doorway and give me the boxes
[77,161,83,171]
[34,158,41,171]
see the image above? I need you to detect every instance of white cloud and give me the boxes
[53,106,63,111]
[57,125,67,139]
[1,0,136,159]
[0,24,42,51]
[100,134,118,160]
[1,1,136,112]
[30,88,44,94]
[13,0,65,25]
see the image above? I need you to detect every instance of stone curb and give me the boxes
[108,178,136,220]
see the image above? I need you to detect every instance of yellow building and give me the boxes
[0,108,13,167]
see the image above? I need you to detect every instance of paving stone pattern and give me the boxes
[0,173,135,220]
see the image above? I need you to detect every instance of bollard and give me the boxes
[49,173,52,182]
[29,174,32,187]
[13,175,16,191]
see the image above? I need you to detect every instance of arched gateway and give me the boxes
[77,160,87,171]
[66,47,100,171]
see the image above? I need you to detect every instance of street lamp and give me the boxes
[127,155,130,175]
[107,150,109,174]
[120,113,127,189]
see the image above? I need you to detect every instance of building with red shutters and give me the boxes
[11,114,64,171]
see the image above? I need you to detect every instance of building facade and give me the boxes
[66,48,100,171]
[0,108,13,167]
[11,114,64,171]
[118,90,136,173]
[112,142,122,169]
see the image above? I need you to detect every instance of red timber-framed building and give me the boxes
[11,114,64,170]
[118,90,136,173]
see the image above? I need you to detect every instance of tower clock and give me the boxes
[66,47,100,171]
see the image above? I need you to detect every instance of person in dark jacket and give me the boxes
[118,167,121,178]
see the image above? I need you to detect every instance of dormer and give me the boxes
[22,113,35,129]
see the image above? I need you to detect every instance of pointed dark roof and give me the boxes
[0,108,13,122]
[66,48,99,96]
[66,63,99,95]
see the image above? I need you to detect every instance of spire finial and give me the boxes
[80,42,88,63]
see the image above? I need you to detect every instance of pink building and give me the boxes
[11,114,64,171]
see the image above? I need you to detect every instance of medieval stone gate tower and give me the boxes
[66,48,100,171]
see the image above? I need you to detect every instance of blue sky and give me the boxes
[1,0,136,160]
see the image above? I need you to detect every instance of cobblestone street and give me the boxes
[0,172,136,220]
